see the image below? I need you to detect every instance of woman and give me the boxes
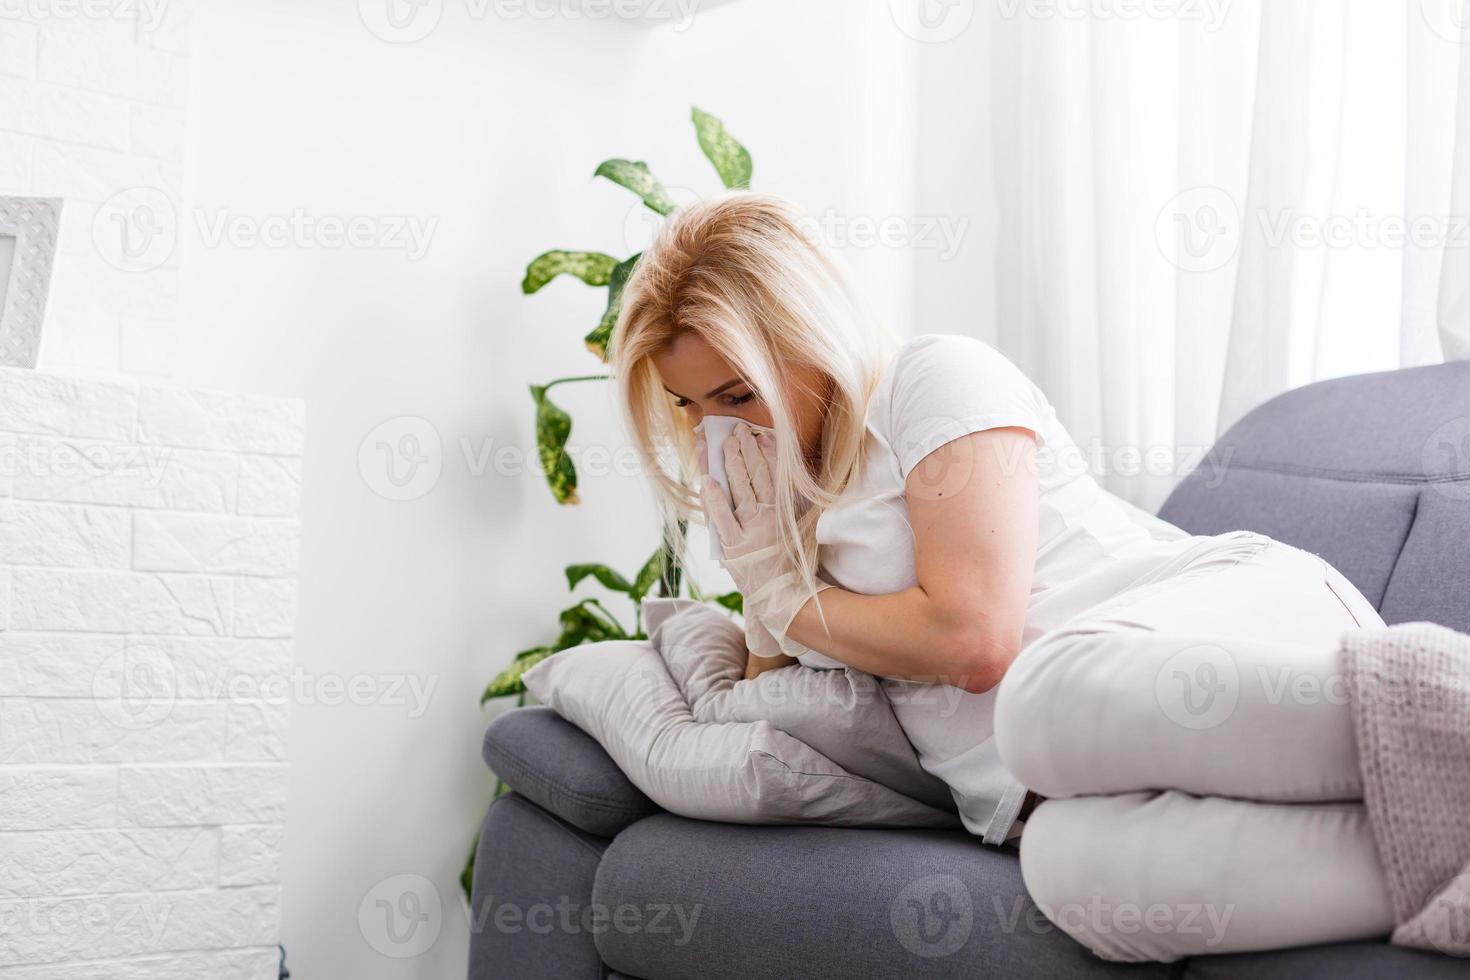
[608,191,1394,962]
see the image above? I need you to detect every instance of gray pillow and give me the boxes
[522,632,957,828]
[644,598,958,813]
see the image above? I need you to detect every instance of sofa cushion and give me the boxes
[482,706,658,838]
[469,792,611,980]
[1159,359,1470,619]
[591,813,1173,980]
[523,639,959,829]
[1379,491,1470,633]
[1181,940,1470,979]
[1159,469,1418,610]
[645,596,958,812]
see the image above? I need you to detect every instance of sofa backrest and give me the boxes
[1158,361,1470,634]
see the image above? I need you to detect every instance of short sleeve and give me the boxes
[881,334,1048,481]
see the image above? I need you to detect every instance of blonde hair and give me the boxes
[609,191,896,631]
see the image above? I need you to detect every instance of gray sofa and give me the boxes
[469,361,1470,979]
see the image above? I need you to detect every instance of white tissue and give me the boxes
[696,414,747,561]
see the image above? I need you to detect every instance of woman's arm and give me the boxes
[744,650,797,679]
[782,426,1039,693]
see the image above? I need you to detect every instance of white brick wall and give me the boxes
[0,365,302,978]
[0,1,194,377]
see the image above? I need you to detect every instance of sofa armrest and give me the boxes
[482,706,659,838]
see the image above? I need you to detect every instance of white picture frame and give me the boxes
[0,197,63,369]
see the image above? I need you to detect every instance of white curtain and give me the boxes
[981,0,1469,511]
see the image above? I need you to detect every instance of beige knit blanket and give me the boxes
[1342,621,1470,957]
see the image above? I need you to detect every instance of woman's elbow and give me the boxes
[943,622,1023,694]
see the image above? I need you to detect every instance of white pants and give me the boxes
[993,531,1396,962]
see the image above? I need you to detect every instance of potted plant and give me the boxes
[462,108,756,899]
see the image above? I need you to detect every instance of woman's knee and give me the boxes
[1019,791,1394,961]
[1018,794,1231,963]
[993,624,1128,797]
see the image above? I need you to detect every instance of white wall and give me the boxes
[176,1,922,977]
[0,365,301,977]
[0,1,193,376]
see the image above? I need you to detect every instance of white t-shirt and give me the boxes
[800,333,1199,844]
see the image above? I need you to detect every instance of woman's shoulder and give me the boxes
[867,332,1052,459]
[880,333,1039,398]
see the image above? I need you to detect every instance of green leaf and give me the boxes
[691,107,753,190]
[530,384,579,504]
[566,563,633,594]
[713,591,743,614]
[584,254,639,361]
[522,250,619,294]
[555,599,628,648]
[512,644,551,662]
[480,647,555,703]
[631,547,663,601]
[594,159,676,216]
[631,543,682,601]
[460,834,478,902]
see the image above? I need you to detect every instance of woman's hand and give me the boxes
[695,421,830,659]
